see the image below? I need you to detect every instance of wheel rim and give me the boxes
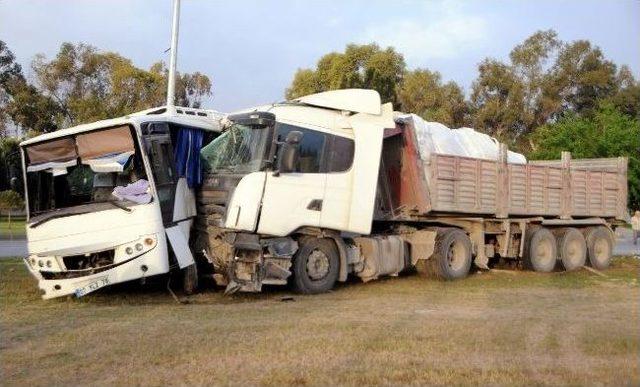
[447,241,467,271]
[535,238,554,266]
[306,249,330,280]
[593,238,609,264]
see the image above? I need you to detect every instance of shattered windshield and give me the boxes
[200,123,271,174]
[24,125,148,221]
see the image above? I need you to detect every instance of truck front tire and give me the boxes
[291,238,339,294]
[422,228,472,280]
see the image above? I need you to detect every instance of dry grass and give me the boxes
[1,257,639,386]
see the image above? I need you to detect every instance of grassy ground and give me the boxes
[0,216,26,239]
[1,258,639,386]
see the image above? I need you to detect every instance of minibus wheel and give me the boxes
[183,263,198,295]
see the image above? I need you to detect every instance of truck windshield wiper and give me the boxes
[107,200,132,213]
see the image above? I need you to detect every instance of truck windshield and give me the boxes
[24,125,147,221]
[201,123,270,174]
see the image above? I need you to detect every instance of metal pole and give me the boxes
[166,0,180,107]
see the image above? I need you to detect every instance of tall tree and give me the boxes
[470,59,527,141]
[1,40,61,135]
[285,43,405,105]
[397,69,467,127]
[32,42,213,127]
[471,30,629,147]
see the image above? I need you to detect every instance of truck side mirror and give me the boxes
[277,131,303,174]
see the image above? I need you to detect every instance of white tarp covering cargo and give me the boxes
[397,114,526,164]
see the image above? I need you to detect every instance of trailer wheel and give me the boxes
[182,263,198,295]
[426,229,472,280]
[584,226,613,270]
[291,238,339,294]
[556,228,587,271]
[524,227,557,272]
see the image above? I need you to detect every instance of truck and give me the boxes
[194,88,629,294]
[18,89,629,298]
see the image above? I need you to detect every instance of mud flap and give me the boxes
[165,222,195,269]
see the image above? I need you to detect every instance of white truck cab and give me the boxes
[20,106,223,299]
[197,88,625,295]
[196,89,398,293]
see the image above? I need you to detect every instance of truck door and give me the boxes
[257,123,328,236]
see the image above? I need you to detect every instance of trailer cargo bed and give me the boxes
[375,121,628,222]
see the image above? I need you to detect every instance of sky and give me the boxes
[1,0,639,112]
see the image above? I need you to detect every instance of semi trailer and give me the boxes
[194,89,629,294]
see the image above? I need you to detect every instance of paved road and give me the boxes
[1,233,638,259]
[614,229,640,256]
[0,239,27,258]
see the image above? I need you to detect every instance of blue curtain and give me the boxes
[174,128,204,188]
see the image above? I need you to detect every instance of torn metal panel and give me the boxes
[402,229,437,265]
[165,223,195,269]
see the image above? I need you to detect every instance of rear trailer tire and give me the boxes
[524,227,557,272]
[556,228,587,271]
[584,226,613,270]
[182,263,198,295]
[292,238,339,294]
[426,229,472,280]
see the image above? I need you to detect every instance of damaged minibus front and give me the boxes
[20,109,222,299]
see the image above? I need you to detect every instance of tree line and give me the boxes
[1,41,212,136]
[285,30,639,209]
[1,31,639,209]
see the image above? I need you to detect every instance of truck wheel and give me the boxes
[426,229,472,280]
[291,238,339,294]
[524,227,557,272]
[556,228,587,271]
[584,226,613,270]
[182,263,198,295]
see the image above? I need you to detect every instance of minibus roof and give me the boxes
[20,106,225,147]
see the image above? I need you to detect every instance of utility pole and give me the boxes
[166,0,181,107]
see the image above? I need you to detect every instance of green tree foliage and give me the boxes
[0,137,22,195]
[285,43,405,105]
[529,104,640,210]
[397,69,467,127]
[1,41,61,134]
[0,189,23,210]
[31,42,212,127]
[471,30,636,147]
[0,189,25,230]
